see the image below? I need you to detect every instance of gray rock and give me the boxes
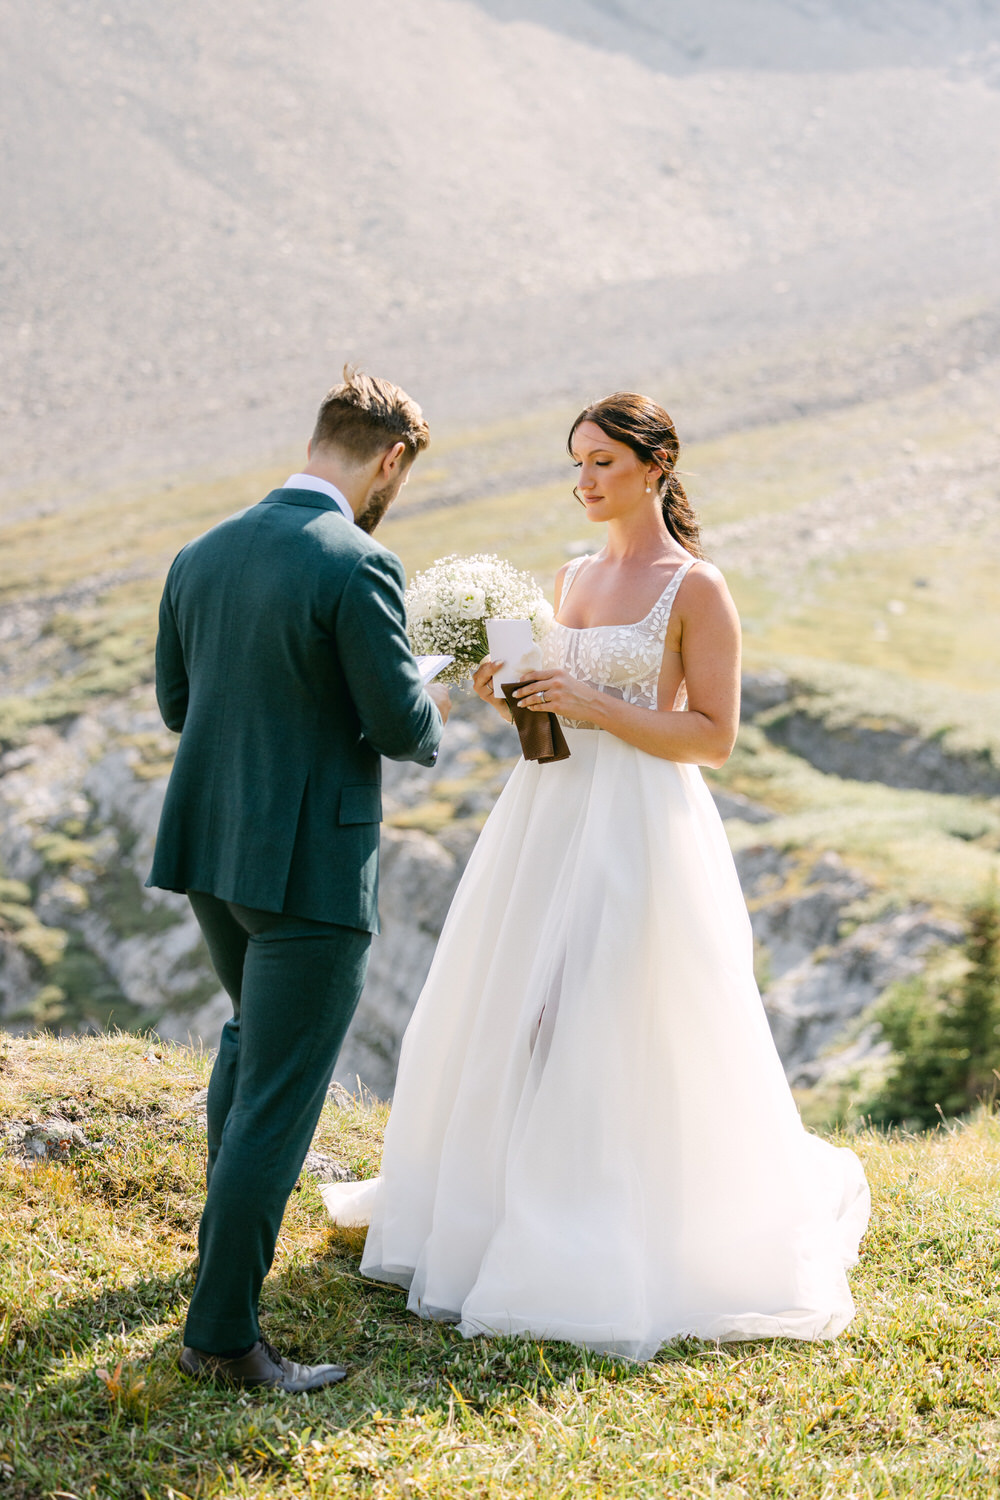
[334,823,476,1099]
[737,845,962,1086]
[710,788,775,825]
[300,1151,355,1185]
[751,852,868,978]
[733,842,794,897]
[740,670,793,719]
[2,1117,90,1162]
[763,905,961,1080]
[0,936,35,1026]
[0,681,971,1110]
[763,710,1000,798]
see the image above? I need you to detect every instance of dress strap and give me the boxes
[559,554,593,606]
[648,558,696,637]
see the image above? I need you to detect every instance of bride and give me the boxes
[324,391,870,1359]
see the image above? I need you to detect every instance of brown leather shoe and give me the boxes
[179,1338,347,1392]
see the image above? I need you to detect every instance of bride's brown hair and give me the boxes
[568,392,704,558]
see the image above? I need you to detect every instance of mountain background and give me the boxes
[4,0,1000,494]
[2,0,999,1116]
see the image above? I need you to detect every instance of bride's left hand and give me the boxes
[512,668,600,721]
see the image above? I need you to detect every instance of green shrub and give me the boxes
[867,883,1000,1127]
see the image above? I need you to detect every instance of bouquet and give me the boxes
[405,553,554,686]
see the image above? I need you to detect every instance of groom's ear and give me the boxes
[381,440,408,477]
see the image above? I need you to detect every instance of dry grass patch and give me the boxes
[2,1036,1000,1498]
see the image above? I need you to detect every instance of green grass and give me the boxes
[750,656,1000,756]
[707,726,1000,916]
[2,357,999,735]
[3,1034,1000,1499]
[380,477,587,586]
[733,543,1000,693]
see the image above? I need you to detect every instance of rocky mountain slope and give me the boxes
[0,676,984,1105]
[3,0,1000,500]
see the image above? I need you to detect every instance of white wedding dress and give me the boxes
[323,556,870,1359]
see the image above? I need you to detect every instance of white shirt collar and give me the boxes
[283,473,354,523]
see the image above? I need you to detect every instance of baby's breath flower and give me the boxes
[405,554,552,685]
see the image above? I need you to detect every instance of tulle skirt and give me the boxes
[323,729,869,1359]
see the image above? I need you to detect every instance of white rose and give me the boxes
[457,588,486,619]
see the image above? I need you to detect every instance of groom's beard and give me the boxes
[354,475,405,534]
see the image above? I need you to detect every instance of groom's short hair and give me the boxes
[311,367,430,462]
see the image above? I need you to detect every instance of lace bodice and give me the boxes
[542,554,695,725]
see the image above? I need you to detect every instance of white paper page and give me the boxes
[485,618,534,698]
[416,654,454,686]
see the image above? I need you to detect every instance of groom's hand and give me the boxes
[426,681,452,724]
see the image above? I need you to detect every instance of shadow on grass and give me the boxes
[1,1217,760,1500]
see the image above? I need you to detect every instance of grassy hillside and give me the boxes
[4,355,998,911]
[3,1033,1000,1499]
[379,353,1000,693]
[1,338,997,1119]
[4,347,999,718]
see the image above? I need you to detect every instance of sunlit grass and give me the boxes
[0,461,296,601]
[3,376,999,931]
[712,726,1000,913]
[2,361,998,703]
[3,1034,1000,1498]
[692,371,996,526]
[381,477,589,587]
[734,540,1000,692]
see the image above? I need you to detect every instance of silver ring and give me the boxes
[539,690,547,703]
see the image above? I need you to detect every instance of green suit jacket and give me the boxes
[146,487,442,932]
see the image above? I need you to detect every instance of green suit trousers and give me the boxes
[183,891,371,1354]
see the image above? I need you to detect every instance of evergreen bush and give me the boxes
[866,882,1000,1127]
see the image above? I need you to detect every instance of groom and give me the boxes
[147,368,449,1392]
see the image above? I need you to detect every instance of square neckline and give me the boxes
[552,553,696,633]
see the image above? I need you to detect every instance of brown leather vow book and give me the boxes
[501,681,571,764]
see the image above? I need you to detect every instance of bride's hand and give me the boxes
[513,669,599,721]
[472,657,513,719]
